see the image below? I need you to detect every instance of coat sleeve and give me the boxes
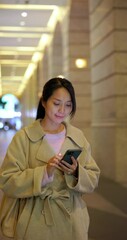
[0,130,46,198]
[65,140,100,194]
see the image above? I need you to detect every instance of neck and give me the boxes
[41,120,64,134]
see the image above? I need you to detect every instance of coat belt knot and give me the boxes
[40,189,71,226]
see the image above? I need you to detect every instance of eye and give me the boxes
[54,102,60,106]
[66,103,72,107]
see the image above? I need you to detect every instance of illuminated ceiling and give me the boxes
[0,0,68,98]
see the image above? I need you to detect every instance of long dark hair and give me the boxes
[36,77,76,119]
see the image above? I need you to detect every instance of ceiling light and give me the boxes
[75,58,87,68]
[20,21,25,26]
[21,12,27,17]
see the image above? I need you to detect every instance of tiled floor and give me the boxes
[0,130,127,240]
[85,177,127,240]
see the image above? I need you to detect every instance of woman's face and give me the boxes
[42,87,72,125]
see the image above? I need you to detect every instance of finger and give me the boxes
[71,156,77,164]
[67,169,72,175]
[49,162,58,167]
[72,165,77,171]
[60,160,71,168]
[52,157,60,164]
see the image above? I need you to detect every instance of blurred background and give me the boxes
[0,0,127,239]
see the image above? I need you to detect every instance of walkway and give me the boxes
[0,130,127,240]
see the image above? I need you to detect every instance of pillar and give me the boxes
[89,0,127,183]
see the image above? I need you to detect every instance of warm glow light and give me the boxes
[58,75,64,78]
[24,63,36,80]
[32,52,42,63]
[39,34,49,47]
[47,7,59,30]
[0,4,57,10]
[75,58,87,68]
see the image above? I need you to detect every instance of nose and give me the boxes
[59,104,65,113]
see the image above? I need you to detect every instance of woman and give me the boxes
[0,77,100,240]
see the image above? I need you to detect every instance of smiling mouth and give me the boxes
[55,115,65,118]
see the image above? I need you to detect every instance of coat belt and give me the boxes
[40,189,71,226]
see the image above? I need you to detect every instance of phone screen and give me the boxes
[62,149,82,165]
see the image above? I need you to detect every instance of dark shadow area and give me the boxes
[88,208,127,240]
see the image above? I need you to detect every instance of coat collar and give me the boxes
[24,119,84,148]
[24,119,45,142]
[65,122,85,148]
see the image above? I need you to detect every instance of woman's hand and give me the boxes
[46,153,62,177]
[58,156,78,175]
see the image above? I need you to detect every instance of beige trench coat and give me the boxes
[0,120,100,240]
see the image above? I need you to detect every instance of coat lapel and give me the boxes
[36,138,55,163]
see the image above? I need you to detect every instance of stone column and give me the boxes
[50,22,63,77]
[21,70,38,126]
[89,0,127,183]
[63,0,92,140]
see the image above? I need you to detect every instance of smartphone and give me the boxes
[61,149,82,165]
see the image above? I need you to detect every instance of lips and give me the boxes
[55,114,65,119]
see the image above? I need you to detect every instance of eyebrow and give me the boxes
[53,98,72,103]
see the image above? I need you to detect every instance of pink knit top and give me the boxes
[42,127,66,186]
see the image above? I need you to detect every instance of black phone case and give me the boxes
[62,149,82,165]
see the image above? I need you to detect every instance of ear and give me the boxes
[41,99,45,108]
